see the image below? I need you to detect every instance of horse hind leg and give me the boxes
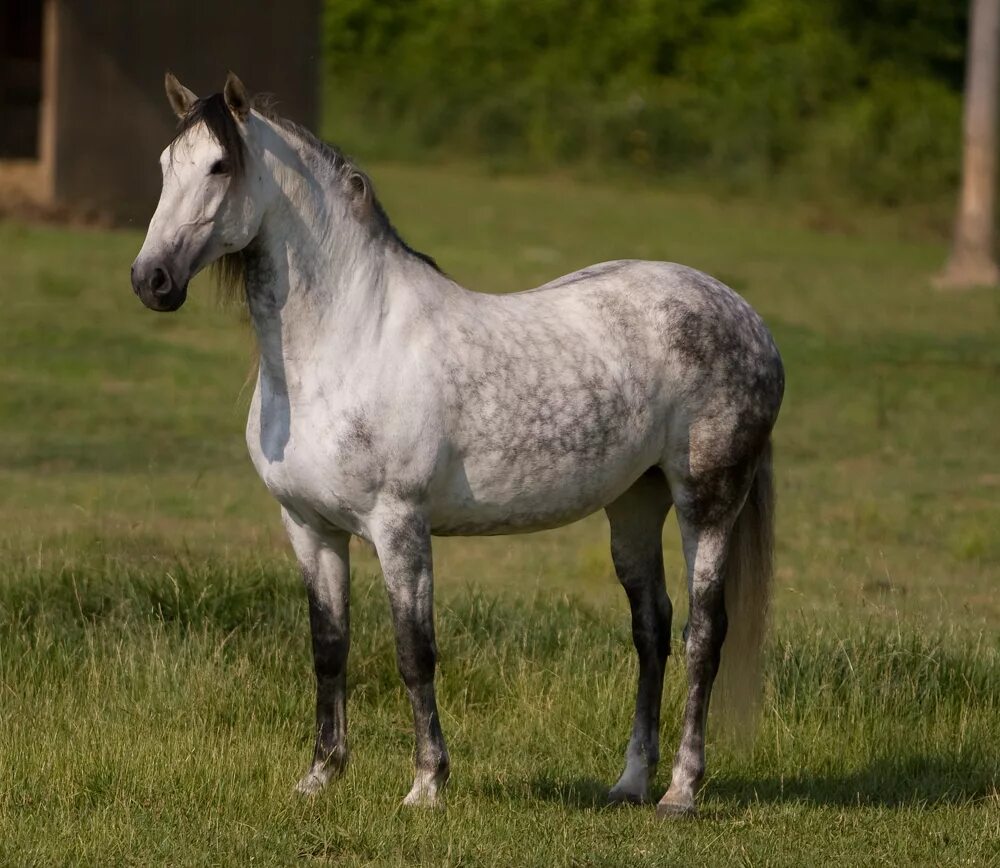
[605,467,674,805]
[656,513,731,817]
[657,442,774,817]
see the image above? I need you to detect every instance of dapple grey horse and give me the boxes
[131,73,784,816]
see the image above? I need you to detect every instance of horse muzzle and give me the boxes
[130,259,189,312]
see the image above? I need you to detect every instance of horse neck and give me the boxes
[245,128,390,387]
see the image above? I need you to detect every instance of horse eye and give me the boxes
[209,159,230,176]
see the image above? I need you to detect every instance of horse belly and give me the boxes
[428,435,661,535]
[428,341,669,535]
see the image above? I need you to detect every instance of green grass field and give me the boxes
[1,165,998,865]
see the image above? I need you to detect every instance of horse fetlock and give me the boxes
[607,775,650,805]
[295,743,349,796]
[295,768,332,796]
[423,749,450,784]
[402,764,449,808]
[319,742,350,775]
[609,747,657,805]
[662,751,704,815]
[662,742,704,813]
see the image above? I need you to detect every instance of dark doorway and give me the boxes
[1,0,44,158]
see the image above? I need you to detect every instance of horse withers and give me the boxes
[131,72,784,815]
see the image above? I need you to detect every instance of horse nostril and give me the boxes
[150,267,168,293]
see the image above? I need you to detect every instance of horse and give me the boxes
[131,72,784,816]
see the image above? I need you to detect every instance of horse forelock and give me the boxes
[170,93,248,180]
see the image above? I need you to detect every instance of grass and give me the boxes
[1,163,998,864]
[1,561,996,865]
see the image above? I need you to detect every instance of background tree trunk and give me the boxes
[938,0,1000,289]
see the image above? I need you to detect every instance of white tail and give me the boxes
[715,437,775,735]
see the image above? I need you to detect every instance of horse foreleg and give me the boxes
[372,509,450,807]
[605,469,673,805]
[283,510,352,795]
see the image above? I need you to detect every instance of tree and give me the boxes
[938,0,1000,289]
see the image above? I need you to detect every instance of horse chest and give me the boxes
[245,380,380,536]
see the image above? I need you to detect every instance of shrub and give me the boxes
[322,0,968,205]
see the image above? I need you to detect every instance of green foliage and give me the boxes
[323,0,967,204]
[804,72,962,206]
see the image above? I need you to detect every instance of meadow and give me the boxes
[0,165,997,865]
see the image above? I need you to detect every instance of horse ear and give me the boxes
[224,72,251,121]
[346,171,373,218]
[165,72,198,118]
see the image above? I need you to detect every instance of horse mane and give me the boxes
[170,92,442,309]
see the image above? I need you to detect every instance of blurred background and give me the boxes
[325,0,967,212]
[0,2,997,863]
[0,2,978,222]
[1,0,995,616]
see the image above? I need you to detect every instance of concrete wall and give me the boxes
[43,0,321,225]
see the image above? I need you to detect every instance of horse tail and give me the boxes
[714,436,775,737]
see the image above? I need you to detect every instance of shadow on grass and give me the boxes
[710,753,997,809]
[479,754,996,813]
[478,776,612,811]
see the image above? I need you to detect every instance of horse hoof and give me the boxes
[401,789,444,809]
[655,793,697,819]
[607,786,647,806]
[402,776,447,809]
[294,772,327,796]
